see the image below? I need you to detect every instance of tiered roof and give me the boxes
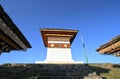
[40,28,78,47]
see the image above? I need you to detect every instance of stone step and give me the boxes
[0,64,105,79]
[40,69,88,72]
[37,76,83,79]
[38,72,85,76]
[34,64,90,79]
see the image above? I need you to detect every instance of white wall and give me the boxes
[45,48,73,62]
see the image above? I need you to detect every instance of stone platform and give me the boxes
[36,64,103,79]
[0,64,108,79]
[35,61,83,64]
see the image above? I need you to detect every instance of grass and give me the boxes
[89,63,120,79]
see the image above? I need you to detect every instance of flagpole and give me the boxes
[79,32,88,64]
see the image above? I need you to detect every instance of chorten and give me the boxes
[36,28,83,64]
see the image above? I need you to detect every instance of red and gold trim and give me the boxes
[48,43,70,48]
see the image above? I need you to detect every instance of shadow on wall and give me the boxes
[0,63,110,79]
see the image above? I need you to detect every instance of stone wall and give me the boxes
[0,64,109,79]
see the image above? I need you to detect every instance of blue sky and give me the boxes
[0,0,120,64]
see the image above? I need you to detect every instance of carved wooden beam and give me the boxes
[0,30,21,50]
[0,19,27,50]
[114,51,120,57]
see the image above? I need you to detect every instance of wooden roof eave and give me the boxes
[97,35,120,51]
[0,40,14,54]
[0,29,21,50]
[97,41,120,54]
[40,28,78,47]
[0,5,31,48]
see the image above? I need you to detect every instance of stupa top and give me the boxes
[40,28,78,47]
